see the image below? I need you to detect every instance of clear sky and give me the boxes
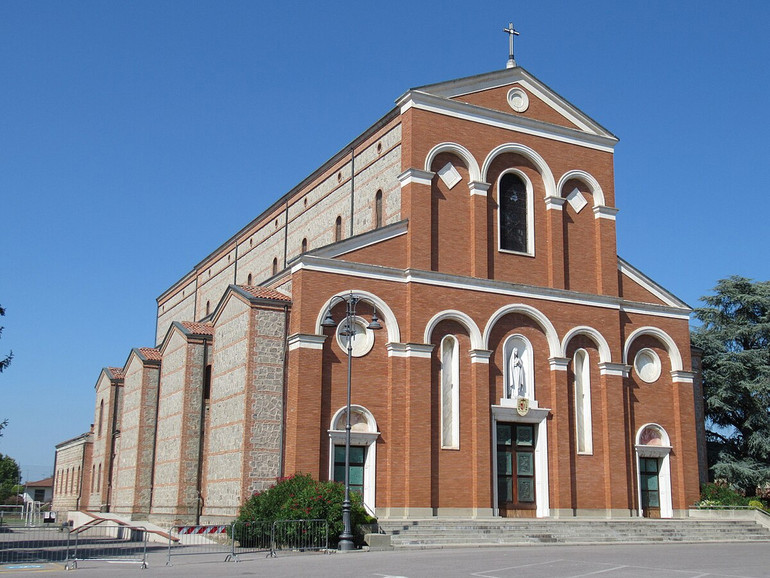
[1,1,768,482]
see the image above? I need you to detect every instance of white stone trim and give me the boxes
[424,309,484,350]
[634,348,662,383]
[437,162,462,189]
[483,303,561,358]
[544,196,566,211]
[423,142,481,182]
[386,343,434,358]
[557,169,606,207]
[594,205,619,220]
[491,405,551,518]
[618,258,690,309]
[470,349,492,364]
[288,333,326,351]
[308,221,408,261]
[496,168,535,257]
[397,168,434,187]
[566,188,588,213]
[549,356,570,371]
[328,405,380,516]
[634,423,673,519]
[599,362,630,377]
[295,256,692,319]
[671,370,694,384]
[399,91,617,153]
[623,326,684,373]
[315,290,401,344]
[482,143,557,198]
[469,181,491,197]
[560,325,612,363]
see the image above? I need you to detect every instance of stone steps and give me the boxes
[376,519,770,549]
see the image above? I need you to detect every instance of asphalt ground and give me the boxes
[1,542,770,577]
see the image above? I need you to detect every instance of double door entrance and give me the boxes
[496,423,536,517]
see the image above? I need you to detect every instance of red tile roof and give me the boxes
[138,347,162,361]
[180,321,215,335]
[107,367,125,379]
[239,285,292,302]
[27,476,53,487]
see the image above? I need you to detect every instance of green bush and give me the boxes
[698,482,749,507]
[236,473,375,547]
[748,499,767,511]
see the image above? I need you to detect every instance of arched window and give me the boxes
[98,400,104,437]
[76,466,81,494]
[335,216,342,242]
[301,238,308,253]
[272,257,278,276]
[65,469,70,495]
[97,463,101,493]
[440,335,460,448]
[504,335,534,401]
[247,273,253,285]
[498,171,532,254]
[375,190,383,228]
[91,465,95,493]
[574,349,593,454]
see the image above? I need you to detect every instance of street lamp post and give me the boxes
[321,292,381,551]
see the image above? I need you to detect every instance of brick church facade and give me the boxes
[53,62,706,524]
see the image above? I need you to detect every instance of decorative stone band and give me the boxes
[386,343,434,358]
[593,205,619,220]
[287,333,327,351]
[544,196,566,211]
[548,356,570,371]
[468,181,491,197]
[599,362,631,377]
[397,168,434,188]
[469,349,492,364]
[671,370,695,383]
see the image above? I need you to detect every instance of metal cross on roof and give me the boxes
[503,22,520,69]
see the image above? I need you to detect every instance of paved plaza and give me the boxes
[2,542,769,577]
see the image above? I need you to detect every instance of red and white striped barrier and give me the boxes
[174,525,228,535]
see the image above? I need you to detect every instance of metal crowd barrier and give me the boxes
[271,519,329,556]
[0,523,69,565]
[166,519,329,564]
[65,523,148,570]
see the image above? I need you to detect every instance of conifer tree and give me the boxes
[691,276,770,495]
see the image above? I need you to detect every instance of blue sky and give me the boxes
[1,1,768,482]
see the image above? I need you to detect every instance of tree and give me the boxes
[0,453,22,503]
[0,304,10,437]
[691,276,770,496]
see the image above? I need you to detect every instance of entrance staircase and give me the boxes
[376,518,770,549]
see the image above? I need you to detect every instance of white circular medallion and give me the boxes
[507,87,529,113]
[634,348,661,383]
[335,316,375,357]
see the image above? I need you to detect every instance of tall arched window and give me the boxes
[205,300,211,316]
[335,216,342,242]
[65,469,70,495]
[247,273,253,285]
[91,465,95,493]
[97,463,101,493]
[272,257,278,276]
[97,400,104,437]
[301,238,308,253]
[574,349,593,454]
[375,190,383,228]
[498,171,532,254]
[440,335,460,448]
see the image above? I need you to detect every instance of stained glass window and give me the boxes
[499,173,528,253]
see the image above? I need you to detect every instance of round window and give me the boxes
[335,316,375,357]
[634,348,661,383]
[507,87,529,112]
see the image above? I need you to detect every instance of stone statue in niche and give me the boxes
[508,347,526,399]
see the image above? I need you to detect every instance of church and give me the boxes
[52,41,706,524]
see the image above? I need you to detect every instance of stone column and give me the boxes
[398,169,435,271]
[470,349,493,515]
[545,197,566,289]
[468,182,490,279]
[593,206,620,296]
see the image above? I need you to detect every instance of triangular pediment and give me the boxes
[400,67,618,146]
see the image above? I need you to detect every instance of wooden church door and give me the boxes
[496,423,536,517]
